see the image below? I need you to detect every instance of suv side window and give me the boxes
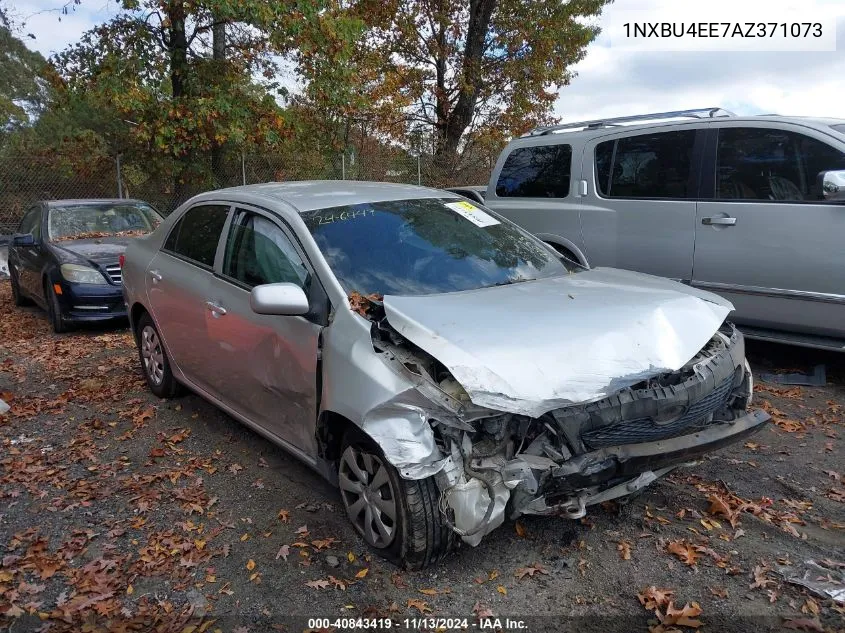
[717,127,845,201]
[596,130,697,198]
[223,211,309,289]
[495,144,572,197]
[163,204,230,268]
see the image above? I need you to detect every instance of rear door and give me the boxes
[579,127,705,281]
[692,124,845,338]
[146,203,232,390]
[204,205,323,453]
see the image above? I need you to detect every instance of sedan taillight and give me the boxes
[118,254,125,268]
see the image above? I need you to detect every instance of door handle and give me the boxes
[205,301,227,316]
[149,269,163,283]
[701,216,737,226]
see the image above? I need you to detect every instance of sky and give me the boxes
[9,0,845,125]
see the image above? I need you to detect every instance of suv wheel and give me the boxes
[44,280,70,333]
[339,430,455,570]
[136,312,181,398]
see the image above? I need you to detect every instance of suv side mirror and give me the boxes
[821,170,845,201]
[12,233,36,247]
[250,282,309,316]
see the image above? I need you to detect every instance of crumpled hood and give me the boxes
[382,268,733,417]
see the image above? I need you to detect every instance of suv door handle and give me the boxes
[702,216,737,226]
[149,269,163,283]
[205,301,227,316]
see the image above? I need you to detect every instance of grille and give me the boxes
[581,375,735,449]
[105,264,122,285]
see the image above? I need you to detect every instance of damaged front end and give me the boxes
[366,301,769,546]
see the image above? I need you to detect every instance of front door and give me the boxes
[146,203,231,389]
[692,125,845,338]
[204,206,322,453]
[13,206,43,298]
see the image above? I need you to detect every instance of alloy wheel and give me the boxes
[339,445,398,548]
[140,325,165,385]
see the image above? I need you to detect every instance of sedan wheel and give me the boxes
[140,325,165,386]
[339,445,398,548]
[135,312,181,398]
[338,431,455,570]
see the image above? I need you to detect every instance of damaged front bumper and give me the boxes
[413,325,770,545]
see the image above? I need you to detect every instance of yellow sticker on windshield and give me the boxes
[445,201,500,228]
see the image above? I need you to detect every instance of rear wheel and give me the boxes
[10,268,31,306]
[339,430,455,570]
[136,312,181,398]
[44,280,70,333]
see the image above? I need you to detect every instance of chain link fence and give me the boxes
[0,149,494,235]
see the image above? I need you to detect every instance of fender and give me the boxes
[533,232,590,268]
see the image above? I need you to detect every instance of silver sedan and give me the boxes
[122,181,769,569]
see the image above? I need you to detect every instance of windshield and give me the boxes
[300,198,569,296]
[48,203,163,242]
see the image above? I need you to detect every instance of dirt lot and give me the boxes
[0,279,843,633]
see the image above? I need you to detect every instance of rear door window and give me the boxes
[222,211,309,289]
[163,204,230,268]
[495,144,572,197]
[595,130,697,198]
[716,127,845,201]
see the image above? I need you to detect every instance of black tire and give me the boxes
[338,429,455,570]
[135,312,181,398]
[10,268,32,306]
[44,279,71,333]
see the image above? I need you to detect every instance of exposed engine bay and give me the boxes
[364,298,767,546]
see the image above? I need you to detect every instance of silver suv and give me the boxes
[482,108,845,351]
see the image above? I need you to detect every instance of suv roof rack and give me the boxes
[524,107,736,137]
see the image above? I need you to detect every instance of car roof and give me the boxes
[195,180,458,212]
[507,114,845,147]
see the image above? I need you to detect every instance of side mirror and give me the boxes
[821,170,845,201]
[249,282,309,316]
[12,233,36,247]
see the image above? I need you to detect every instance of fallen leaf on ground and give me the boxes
[305,579,330,590]
[617,540,632,560]
[275,545,290,561]
[355,568,369,579]
[407,599,431,614]
[662,601,703,628]
[637,586,674,611]
[782,617,824,632]
[666,540,699,566]
[515,562,548,579]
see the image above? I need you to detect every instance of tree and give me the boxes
[49,0,342,197]
[303,0,610,178]
[0,16,49,134]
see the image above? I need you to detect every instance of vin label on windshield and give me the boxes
[445,200,500,228]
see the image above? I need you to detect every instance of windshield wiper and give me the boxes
[490,277,532,287]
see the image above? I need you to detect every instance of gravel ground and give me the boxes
[0,279,843,633]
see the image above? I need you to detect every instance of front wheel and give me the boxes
[339,431,455,570]
[44,280,70,333]
[136,312,182,398]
